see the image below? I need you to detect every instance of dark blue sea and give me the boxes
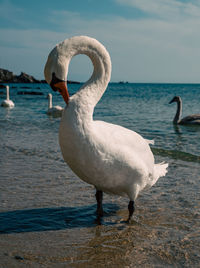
[0,83,200,267]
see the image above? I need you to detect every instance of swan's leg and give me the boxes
[128,200,135,222]
[95,190,103,217]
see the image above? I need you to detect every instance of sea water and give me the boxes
[0,83,200,267]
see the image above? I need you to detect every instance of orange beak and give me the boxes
[51,81,69,104]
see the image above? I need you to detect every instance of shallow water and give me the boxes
[0,83,200,267]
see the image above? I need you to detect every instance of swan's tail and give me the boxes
[149,162,168,187]
[146,139,154,145]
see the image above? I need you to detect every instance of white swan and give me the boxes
[44,36,168,221]
[47,93,63,117]
[1,85,15,108]
[169,96,200,125]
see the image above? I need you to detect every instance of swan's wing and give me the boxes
[54,105,63,111]
[93,120,154,170]
[93,120,150,149]
[181,114,200,123]
[1,100,14,107]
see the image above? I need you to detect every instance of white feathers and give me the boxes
[46,93,63,117]
[1,85,14,108]
[45,35,168,202]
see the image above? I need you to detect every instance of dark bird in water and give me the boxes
[169,96,200,125]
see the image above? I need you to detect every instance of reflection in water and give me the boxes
[73,206,200,267]
[173,123,200,135]
[172,124,185,153]
[173,124,182,135]
[1,107,13,120]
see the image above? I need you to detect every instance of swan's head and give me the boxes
[44,45,70,104]
[44,35,111,106]
[47,93,52,99]
[169,96,181,104]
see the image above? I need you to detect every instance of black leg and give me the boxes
[95,190,103,217]
[128,200,135,222]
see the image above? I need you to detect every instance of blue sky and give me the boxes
[1,0,200,83]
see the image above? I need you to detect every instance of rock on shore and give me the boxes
[0,68,80,84]
[0,68,42,83]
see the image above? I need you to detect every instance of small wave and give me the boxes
[2,144,63,163]
[152,147,200,163]
[3,144,199,164]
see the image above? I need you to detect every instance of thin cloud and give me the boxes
[1,4,200,82]
[116,0,200,20]
[0,0,23,24]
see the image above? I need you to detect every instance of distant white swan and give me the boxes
[169,96,200,125]
[44,36,168,221]
[46,93,63,117]
[1,85,14,108]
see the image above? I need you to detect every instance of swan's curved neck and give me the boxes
[173,99,182,124]
[6,86,10,101]
[79,49,111,106]
[48,94,52,109]
[59,37,111,110]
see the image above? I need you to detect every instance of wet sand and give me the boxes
[1,195,200,267]
[1,156,200,267]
